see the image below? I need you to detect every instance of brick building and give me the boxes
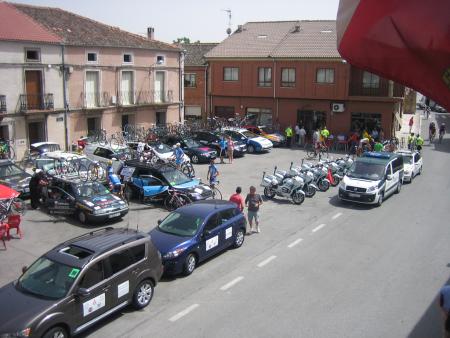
[205,21,405,138]
[182,43,217,120]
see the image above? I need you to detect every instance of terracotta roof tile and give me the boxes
[0,2,61,43]
[206,20,340,59]
[182,43,219,66]
[12,3,179,51]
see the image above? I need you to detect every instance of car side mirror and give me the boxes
[386,174,393,181]
[22,266,28,274]
[157,219,162,225]
[77,287,90,297]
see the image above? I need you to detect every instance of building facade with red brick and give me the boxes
[205,21,405,138]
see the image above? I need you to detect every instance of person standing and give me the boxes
[285,125,293,148]
[439,284,450,338]
[29,169,48,209]
[294,124,301,146]
[416,134,424,151]
[226,136,234,164]
[173,143,185,170]
[373,139,384,152]
[219,136,227,164]
[245,186,263,233]
[207,158,219,187]
[299,126,306,147]
[409,116,414,133]
[229,186,244,212]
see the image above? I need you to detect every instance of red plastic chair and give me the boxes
[6,214,22,240]
[0,223,7,249]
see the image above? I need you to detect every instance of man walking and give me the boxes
[285,125,293,148]
[439,284,450,338]
[229,186,244,212]
[294,124,301,146]
[245,186,263,234]
[207,158,219,188]
[219,136,227,164]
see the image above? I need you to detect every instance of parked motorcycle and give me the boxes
[261,169,305,205]
[300,161,330,192]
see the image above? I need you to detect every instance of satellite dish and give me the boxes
[226,27,232,35]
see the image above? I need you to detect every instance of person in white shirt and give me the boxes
[299,126,306,147]
[294,125,301,146]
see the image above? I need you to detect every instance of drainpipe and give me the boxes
[179,49,186,123]
[272,58,278,123]
[61,44,69,151]
[204,65,207,122]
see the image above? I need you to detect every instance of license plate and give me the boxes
[348,193,360,198]
[108,212,121,218]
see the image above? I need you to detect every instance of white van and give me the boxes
[338,152,404,206]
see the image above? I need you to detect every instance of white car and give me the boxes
[222,127,273,153]
[128,141,190,163]
[397,150,423,182]
[84,143,131,173]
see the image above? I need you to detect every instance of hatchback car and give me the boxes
[0,159,31,197]
[222,128,273,153]
[84,143,131,173]
[243,125,285,147]
[149,200,246,276]
[41,175,128,224]
[161,135,217,164]
[127,141,190,164]
[0,227,163,338]
[191,130,247,157]
[397,150,423,182]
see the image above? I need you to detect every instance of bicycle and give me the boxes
[168,158,196,178]
[305,142,328,160]
[429,129,436,143]
[209,180,222,200]
[164,188,191,211]
[82,161,107,181]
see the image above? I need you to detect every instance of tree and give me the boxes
[173,37,191,44]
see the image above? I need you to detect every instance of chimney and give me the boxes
[237,25,243,33]
[293,24,301,33]
[147,27,155,40]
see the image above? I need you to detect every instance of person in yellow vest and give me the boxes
[285,125,293,148]
[416,134,424,152]
[407,133,416,150]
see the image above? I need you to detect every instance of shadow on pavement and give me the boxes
[408,275,450,338]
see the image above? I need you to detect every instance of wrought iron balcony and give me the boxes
[0,95,6,112]
[19,93,54,112]
[134,90,174,105]
[82,92,113,109]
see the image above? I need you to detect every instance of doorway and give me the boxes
[87,117,100,136]
[25,70,42,110]
[156,111,166,126]
[0,125,9,141]
[297,110,326,136]
[28,121,45,144]
[154,71,165,103]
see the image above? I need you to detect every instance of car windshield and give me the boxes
[151,143,172,154]
[347,161,386,181]
[161,168,191,186]
[184,139,201,148]
[17,257,77,299]
[158,211,204,237]
[242,131,258,138]
[39,144,61,153]
[73,182,110,197]
[260,126,274,134]
[0,164,24,178]
[402,155,413,164]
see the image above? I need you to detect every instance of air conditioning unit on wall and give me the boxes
[332,103,345,113]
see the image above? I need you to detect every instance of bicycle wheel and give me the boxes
[164,194,181,211]
[77,164,89,181]
[110,135,121,150]
[306,145,316,159]
[212,187,222,200]
[181,163,195,178]
[87,163,100,181]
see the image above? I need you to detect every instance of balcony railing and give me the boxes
[82,90,175,109]
[19,93,54,112]
[119,91,135,106]
[0,95,6,112]
[82,92,113,109]
[135,90,174,105]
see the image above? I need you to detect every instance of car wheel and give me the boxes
[395,181,401,194]
[132,279,154,309]
[247,145,255,153]
[376,192,384,207]
[183,253,197,276]
[191,155,199,164]
[43,326,68,338]
[78,211,87,224]
[233,228,245,248]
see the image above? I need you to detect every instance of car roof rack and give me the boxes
[60,227,115,246]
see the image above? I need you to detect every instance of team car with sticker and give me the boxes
[0,227,163,338]
[149,200,247,276]
[40,175,128,224]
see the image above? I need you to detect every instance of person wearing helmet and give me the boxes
[106,160,122,195]
[439,123,446,143]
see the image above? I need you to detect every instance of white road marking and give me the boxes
[169,304,199,322]
[257,255,277,268]
[332,212,343,220]
[287,238,303,248]
[220,276,244,291]
[312,224,326,233]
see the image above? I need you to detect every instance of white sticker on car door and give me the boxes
[82,293,105,317]
[225,227,232,239]
[206,235,219,251]
[117,281,129,298]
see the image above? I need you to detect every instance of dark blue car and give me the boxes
[149,200,246,276]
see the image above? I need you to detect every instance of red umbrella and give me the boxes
[336,0,450,111]
[0,184,20,200]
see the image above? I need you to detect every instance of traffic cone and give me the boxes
[327,168,335,185]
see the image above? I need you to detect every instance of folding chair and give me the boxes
[6,214,22,240]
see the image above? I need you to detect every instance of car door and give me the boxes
[46,186,76,215]
[72,259,114,332]
[414,153,421,175]
[218,208,239,248]
[199,212,222,259]
[384,163,396,195]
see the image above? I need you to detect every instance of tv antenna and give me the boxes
[222,8,232,36]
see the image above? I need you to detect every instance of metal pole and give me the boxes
[61,44,69,151]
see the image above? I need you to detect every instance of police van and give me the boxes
[338,152,404,206]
